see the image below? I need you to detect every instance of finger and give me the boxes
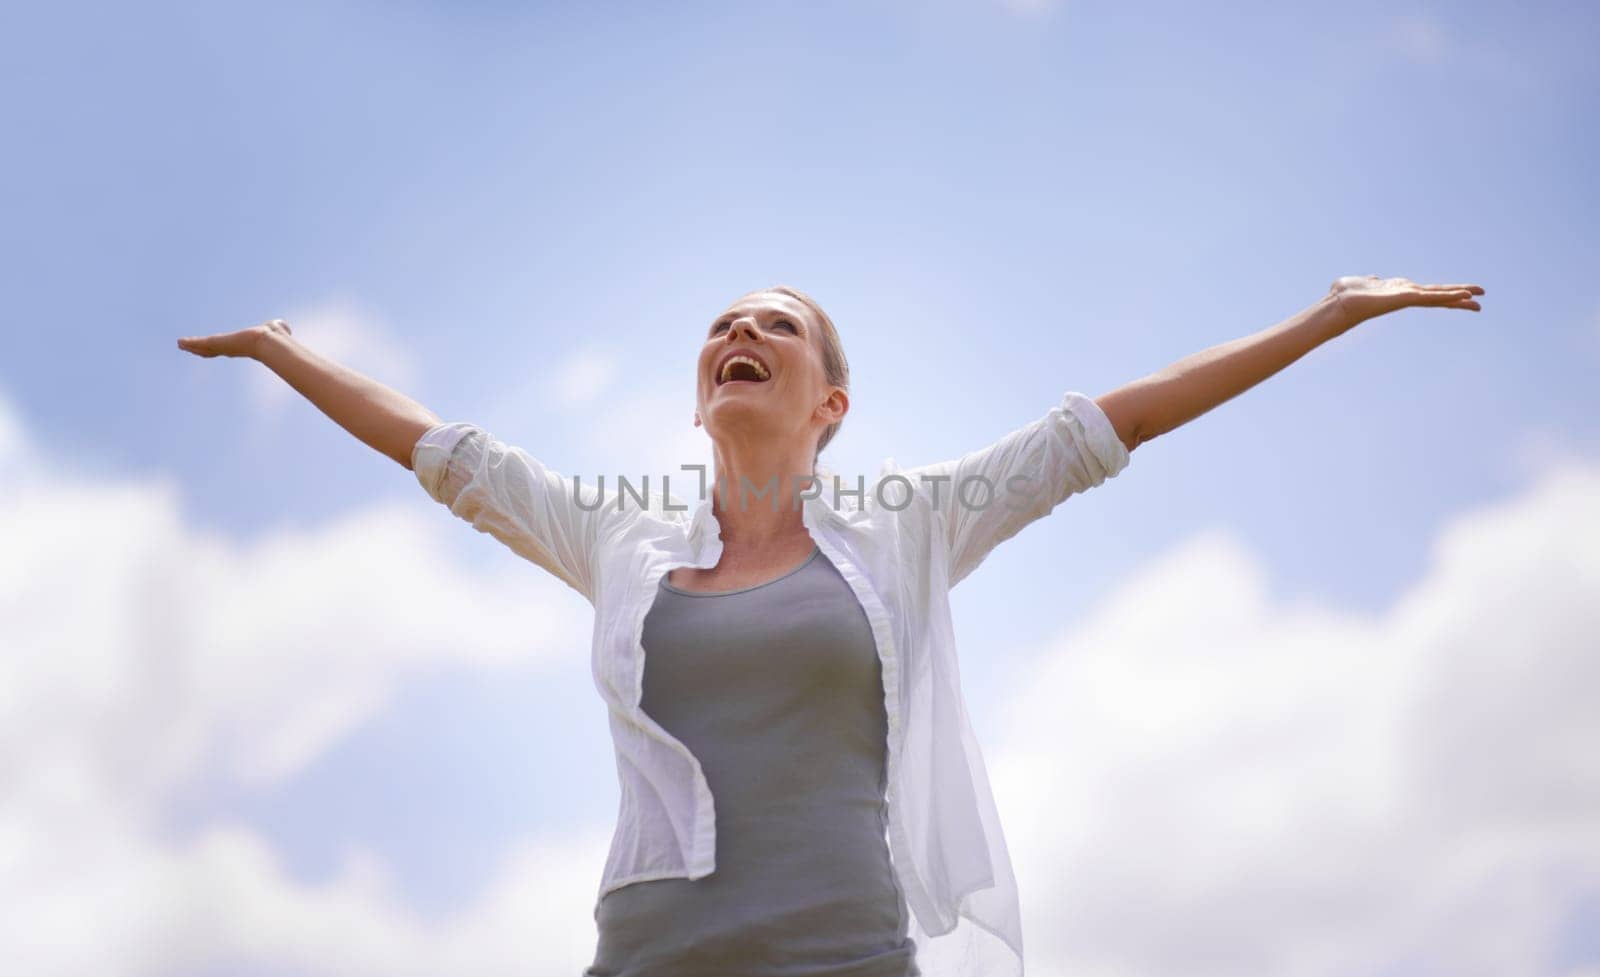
[1419,288,1480,304]
[1420,283,1485,294]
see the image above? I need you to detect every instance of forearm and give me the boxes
[254,330,442,469]
[1098,294,1356,449]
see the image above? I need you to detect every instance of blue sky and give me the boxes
[3,2,1597,975]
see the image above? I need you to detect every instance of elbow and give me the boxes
[1120,422,1149,454]
[1120,427,1141,454]
[1093,391,1148,455]
[1125,412,1170,452]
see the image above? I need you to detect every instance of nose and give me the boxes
[727,316,762,342]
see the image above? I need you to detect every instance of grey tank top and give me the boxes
[585,544,921,977]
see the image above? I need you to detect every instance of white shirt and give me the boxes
[411,390,1132,977]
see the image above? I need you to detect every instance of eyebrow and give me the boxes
[710,307,803,331]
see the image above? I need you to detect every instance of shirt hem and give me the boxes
[595,863,717,902]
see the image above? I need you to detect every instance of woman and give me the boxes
[177,275,1485,977]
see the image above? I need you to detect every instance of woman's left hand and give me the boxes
[1328,274,1485,327]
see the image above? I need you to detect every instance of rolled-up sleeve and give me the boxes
[900,391,1131,589]
[412,421,608,604]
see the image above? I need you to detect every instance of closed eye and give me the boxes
[710,317,800,335]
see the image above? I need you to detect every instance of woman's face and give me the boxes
[694,290,842,459]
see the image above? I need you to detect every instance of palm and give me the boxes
[176,318,292,359]
[1328,275,1484,324]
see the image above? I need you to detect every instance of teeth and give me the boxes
[719,355,770,384]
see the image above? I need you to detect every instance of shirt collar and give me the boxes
[685,454,904,547]
[686,477,846,551]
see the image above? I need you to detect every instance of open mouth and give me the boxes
[716,354,772,386]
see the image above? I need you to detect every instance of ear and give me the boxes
[816,387,849,425]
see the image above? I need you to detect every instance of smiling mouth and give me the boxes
[716,357,772,385]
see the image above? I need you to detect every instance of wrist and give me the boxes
[1317,292,1361,338]
[251,321,295,362]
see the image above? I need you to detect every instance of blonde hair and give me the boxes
[744,284,850,474]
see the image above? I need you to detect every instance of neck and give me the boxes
[707,437,818,546]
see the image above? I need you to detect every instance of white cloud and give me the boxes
[246,297,417,418]
[989,462,1600,977]
[0,474,588,799]
[4,370,1598,976]
[470,346,705,505]
[0,383,599,976]
[585,381,711,501]
[2,808,612,977]
[547,345,617,408]
[0,390,25,466]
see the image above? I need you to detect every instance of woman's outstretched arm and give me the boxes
[181,318,609,602]
[178,318,440,469]
[1095,276,1486,452]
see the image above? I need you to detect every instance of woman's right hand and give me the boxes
[176,318,294,359]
